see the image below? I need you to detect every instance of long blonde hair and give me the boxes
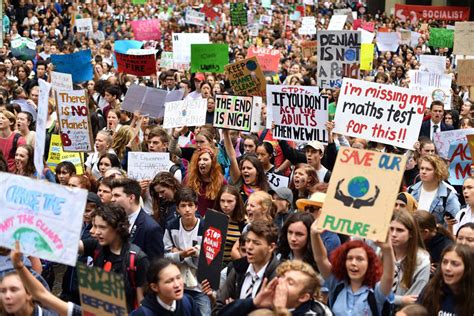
[111,126,134,161]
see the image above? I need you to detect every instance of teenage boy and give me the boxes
[214,221,280,315]
[163,187,209,315]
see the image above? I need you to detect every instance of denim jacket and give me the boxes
[407,181,460,224]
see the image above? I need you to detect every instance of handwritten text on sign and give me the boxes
[127,152,171,181]
[214,95,262,133]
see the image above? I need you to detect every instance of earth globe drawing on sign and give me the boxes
[13,228,53,254]
[347,176,370,198]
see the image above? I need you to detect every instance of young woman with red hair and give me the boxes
[184,145,226,217]
[311,221,395,315]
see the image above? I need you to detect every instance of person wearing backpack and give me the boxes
[130,258,200,316]
[0,109,26,172]
[78,204,150,313]
[310,220,395,316]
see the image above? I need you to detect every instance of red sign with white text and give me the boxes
[395,4,470,23]
[246,46,280,73]
[115,52,156,76]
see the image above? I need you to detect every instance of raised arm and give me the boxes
[222,129,241,184]
[310,220,332,280]
[375,239,395,297]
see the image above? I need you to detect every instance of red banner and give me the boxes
[246,46,280,73]
[115,52,156,76]
[201,5,220,20]
[395,4,470,23]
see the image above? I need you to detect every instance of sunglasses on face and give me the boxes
[304,205,321,213]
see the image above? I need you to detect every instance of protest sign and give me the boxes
[360,29,374,44]
[130,19,161,41]
[429,28,454,48]
[457,59,474,86]
[328,15,347,30]
[172,33,210,65]
[267,173,290,191]
[197,209,229,290]
[75,18,92,33]
[51,50,93,83]
[267,85,329,143]
[376,32,399,52]
[360,44,374,71]
[419,55,446,74]
[50,71,73,91]
[225,57,266,97]
[301,41,317,58]
[318,148,406,241]
[214,95,262,133]
[201,5,219,21]
[360,20,374,32]
[132,0,146,3]
[160,51,174,69]
[317,31,361,89]
[35,80,51,179]
[467,135,474,161]
[453,22,474,55]
[186,8,206,26]
[398,30,411,45]
[448,140,471,186]
[246,46,280,73]
[12,99,37,122]
[115,51,156,76]
[55,89,94,152]
[298,16,316,35]
[333,78,428,150]
[114,40,143,53]
[249,23,259,37]
[410,31,421,47]
[408,70,452,109]
[191,44,228,73]
[434,128,474,159]
[259,15,272,26]
[262,0,271,8]
[47,134,84,174]
[126,48,157,55]
[230,3,247,26]
[395,4,469,23]
[163,99,207,129]
[77,263,128,316]
[334,8,353,23]
[10,37,36,61]
[0,173,87,266]
[127,152,171,181]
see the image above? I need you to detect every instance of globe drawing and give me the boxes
[13,227,53,254]
[347,176,369,198]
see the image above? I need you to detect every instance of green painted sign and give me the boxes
[429,28,454,48]
[191,44,228,73]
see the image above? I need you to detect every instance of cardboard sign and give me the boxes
[448,140,471,186]
[376,32,399,52]
[224,57,266,97]
[10,37,36,61]
[429,28,454,48]
[457,59,474,86]
[172,33,210,65]
[467,134,474,161]
[127,152,171,181]
[434,128,474,159]
[317,31,361,89]
[50,71,73,91]
[394,4,470,23]
[0,172,87,266]
[35,80,51,178]
[75,18,92,33]
[77,263,128,316]
[46,134,84,175]
[328,15,347,31]
[453,22,474,55]
[163,99,207,129]
[130,19,161,41]
[197,209,229,290]
[246,46,280,73]
[51,50,93,83]
[301,41,317,58]
[115,51,156,76]
[318,148,406,241]
[230,3,247,26]
[55,90,94,152]
[191,44,228,73]
[360,44,374,71]
[214,95,262,133]
[267,85,329,143]
[186,8,206,26]
[298,16,316,35]
[267,173,290,191]
[419,55,446,74]
[333,78,428,150]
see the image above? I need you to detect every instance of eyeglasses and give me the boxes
[304,206,321,213]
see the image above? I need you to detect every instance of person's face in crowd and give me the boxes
[30,87,39,104]
[0,113,10,131]
[461,118,473,129]
[420,143,435,157]
[376,66,385,73]
[207,98,215,112]
[153,184,174,202]
[56,168,73,185]
[111,187,135,211]
[194,78,202,91]
[25,61,33,71]
[220,192,237,217]
[345,247,369,283]
[462,178,474,206]
[97,184,112,204]
[444,113,453,126]
[389,220,410,249]
[98,157,113,176]
[50,45,58,55]
[87,80,95,93]
[461,102,471,116]
[17,67,27,80]
[213,83,222,94]
[179,82,190,95]
[0,274,32,315]
[177,201,197,220]
[201,83,211,98]
[457,227,474,250]
[165,75,175,89]
[245,231,274,267]
[198,152,212,176]
[246,195,267,222]
[243,138,257,154]
[93,215,119,246]
[83,202,97,224]
[241,160,258,186]
[256,146,271,167]
[195,134,211,151]
[107,112,119,129]
[305,147,322,167]
[287,221,308,253]
[16,113,29,131]
[36,65,46,78]
[151,264,184,304]
[14,147,28,171]
[273,194,289,214]
[395,67,404,78]
[289,64,300,75]
[419,160,436,183]
[293,168,309,190]
[394,199,408,212]
[260,103,267,125]
[278,270,312,309]
[441,250,465,290]
[206,75,215,86]
[147,136,167,153]
[4,59,12,71]
[95,133,110,154]
[431,104,444,124]
[68,176,83,188]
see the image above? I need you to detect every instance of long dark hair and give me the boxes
[239,154,270,191]
[214,184,246,222]
[15,144,35,177]
[145,258,180,296]
[149,172,182,227]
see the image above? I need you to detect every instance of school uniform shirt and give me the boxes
[240,261,269,299]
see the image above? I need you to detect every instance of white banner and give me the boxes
[172,33,210,65]
[35,80,51,178]
[163,99,207,129]
[75,18,92,33]
[127,152,171,181]
[51,71,73,91]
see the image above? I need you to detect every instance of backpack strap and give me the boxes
[169,164,180,175]
[367,291,379,316]
[441,186,452,214]
[9,133,21,159]
[459,209,466,223]
[329,282,345,309]
[258,129,269,143]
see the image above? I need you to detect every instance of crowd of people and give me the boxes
[0,0,474,315]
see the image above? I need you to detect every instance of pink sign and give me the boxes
[246,46,280,73]
[130,19,161,41]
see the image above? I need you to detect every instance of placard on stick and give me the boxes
[197,209,229,290]
[457,59,474,86]
[214,95,262,133]
[127,152,171,181]
[163,99,207,129]
[115,51,156,76]
[317,148,406,241]
[224,57,266,97]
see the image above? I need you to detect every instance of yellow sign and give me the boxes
[360,43,374,71]
[46,134,84,174]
